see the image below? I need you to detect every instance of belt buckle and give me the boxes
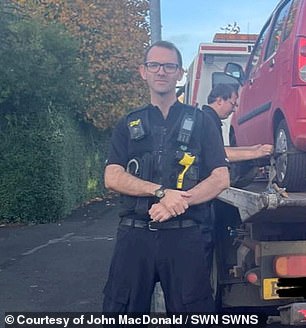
[148,220,158,231]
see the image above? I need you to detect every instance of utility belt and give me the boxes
[119,218,198,231]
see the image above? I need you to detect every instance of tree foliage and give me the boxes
[0,19,88,116]
[0,7,106,223]
[13,0,150,129]
[0,1,89,114]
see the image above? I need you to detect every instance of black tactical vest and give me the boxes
[120,103,206,218]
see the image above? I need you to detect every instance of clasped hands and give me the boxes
[148,189,191,222]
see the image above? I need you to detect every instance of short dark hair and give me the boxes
[144,40,183,68]
[207,84,238,104]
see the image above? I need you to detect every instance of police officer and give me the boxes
[103,41,230,313]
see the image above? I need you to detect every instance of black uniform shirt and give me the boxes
[107,101,228,225]
[202,105,223,138]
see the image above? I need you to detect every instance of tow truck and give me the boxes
[213,164,306,326]
[152,163,306,326]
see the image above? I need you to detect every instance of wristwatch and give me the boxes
[154,186,166,199]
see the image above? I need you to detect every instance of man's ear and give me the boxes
[216,96,224,105]
[139,64,146,80]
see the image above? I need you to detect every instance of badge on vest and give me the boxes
[128,118,145,140]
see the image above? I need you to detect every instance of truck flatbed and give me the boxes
[217,182,306,222]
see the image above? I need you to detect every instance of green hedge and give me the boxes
[0,16,111,223]
[0,109,108,223]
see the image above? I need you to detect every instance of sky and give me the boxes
[160,0,280,68]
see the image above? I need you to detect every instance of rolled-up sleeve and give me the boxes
[106,117,129,168]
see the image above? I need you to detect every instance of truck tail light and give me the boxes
[293,37,306,84]
[275,255,306,277]
[246,272,258,284]
[245,268,260,286]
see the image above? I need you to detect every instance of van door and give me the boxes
[235,1,293,146]
[234,20,271,145]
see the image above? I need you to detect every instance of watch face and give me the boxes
[155,188,165,198]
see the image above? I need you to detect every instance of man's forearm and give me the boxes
[187,166,229,205]
[225,147,256,162]
[104,164,159,196]
[105,164,192,217]
[225,144,273,162]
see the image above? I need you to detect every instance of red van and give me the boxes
[225,0,306,191]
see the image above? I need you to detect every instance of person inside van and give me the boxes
[202,83,273,162]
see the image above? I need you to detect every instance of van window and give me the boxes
[246,21,270,78]
[212,72,239,89]
[265,0,292,59]
[282,0,299,41]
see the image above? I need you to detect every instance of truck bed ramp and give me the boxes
[217,185,306,222]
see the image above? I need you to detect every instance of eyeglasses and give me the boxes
[229,100,238,107]
[144,62,179,74]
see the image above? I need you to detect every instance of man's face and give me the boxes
[219,92,239,119]
[139,46,184,96]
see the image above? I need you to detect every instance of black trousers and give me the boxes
[103,224,214,313]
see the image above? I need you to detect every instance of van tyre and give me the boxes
[275,119,306,191]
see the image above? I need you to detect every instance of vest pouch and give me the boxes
[181,164,199,190]
[119,195,137,217]
[120,153,153,217]
[135,152,153,214]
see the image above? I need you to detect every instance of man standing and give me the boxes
[203,84,273,162]
[103,41,229,313]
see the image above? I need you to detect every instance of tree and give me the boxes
[0,19,88,115]
[0,11,102,223]
[13,0,150,129]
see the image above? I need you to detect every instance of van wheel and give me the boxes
[229,131,258,187]
[275,119,306,191]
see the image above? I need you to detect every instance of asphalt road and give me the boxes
[0,197,119,326]
[0,197,288,328]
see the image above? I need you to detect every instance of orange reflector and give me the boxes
[275,255,306,277]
